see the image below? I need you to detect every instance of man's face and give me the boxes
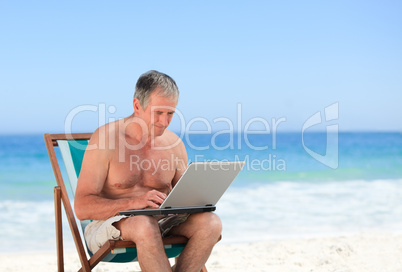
[134,90,177,137]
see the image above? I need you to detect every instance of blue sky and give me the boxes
[1,0,401,134]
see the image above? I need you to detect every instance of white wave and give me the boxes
[0,200,75,252]
[216,179,402,243]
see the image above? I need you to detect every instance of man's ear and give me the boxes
[133,98,141,112]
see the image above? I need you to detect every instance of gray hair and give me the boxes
[134,70,179,109]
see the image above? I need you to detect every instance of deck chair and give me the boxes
[44,133,210,272]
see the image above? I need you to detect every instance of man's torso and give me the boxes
[98,124,181,200]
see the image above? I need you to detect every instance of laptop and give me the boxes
[119,161,245,216]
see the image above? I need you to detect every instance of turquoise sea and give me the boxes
[0,132,402,252]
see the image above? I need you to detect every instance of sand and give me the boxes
[1,232,402,271]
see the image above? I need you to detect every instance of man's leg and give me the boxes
[114,216,171,272]
[168,212,222,272]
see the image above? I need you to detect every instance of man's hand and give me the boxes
[137,190,167,209]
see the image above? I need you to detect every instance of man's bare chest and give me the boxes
[107,149,177,191]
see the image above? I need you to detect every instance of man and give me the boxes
[74,70,222,272]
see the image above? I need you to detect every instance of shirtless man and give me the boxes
[74,70,222,272]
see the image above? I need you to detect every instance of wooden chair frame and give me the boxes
[44,133,209,272]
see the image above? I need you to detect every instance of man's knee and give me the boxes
[205,213,222,237]
[192,213,222,239]
[117,216,161,242]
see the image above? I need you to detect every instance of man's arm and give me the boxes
[74,128,166,220]
[172,139,188,188]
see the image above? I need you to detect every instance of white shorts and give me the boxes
[84,214,189,254]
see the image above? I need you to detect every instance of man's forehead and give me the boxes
[150,105,176,112]
[148,93,177,109]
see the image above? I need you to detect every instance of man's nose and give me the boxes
[159,114,169,126]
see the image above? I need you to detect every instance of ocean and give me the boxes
[0,132,402,252]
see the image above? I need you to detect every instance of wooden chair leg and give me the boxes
[54,186,64,272]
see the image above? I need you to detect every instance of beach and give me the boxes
[2,0,402,269]
[1,232,402,271]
